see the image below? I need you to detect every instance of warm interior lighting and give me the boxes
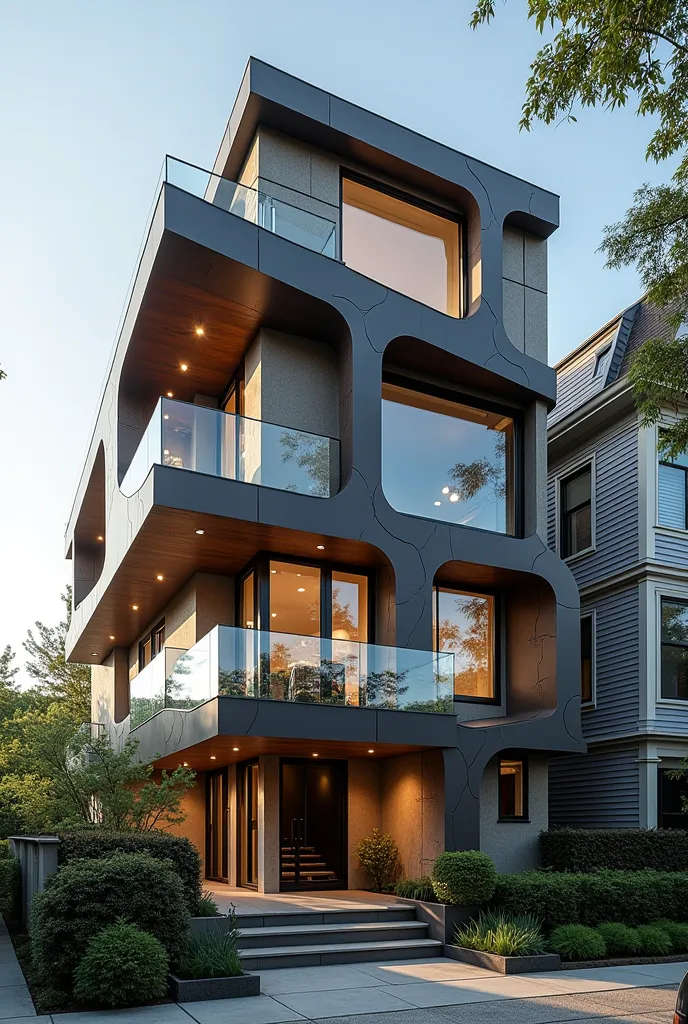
[97,535,104,542]
[232,746,239,752]
[167,391,174,398]
[297,587,306,592]
[156,574,164,581]
[180,363,188,372]
[317,544,325,550]
[194,326,205,337]
[109,635,115,640]
[132,604,139,611]
[195,529,205,535]
[271,612,277,618]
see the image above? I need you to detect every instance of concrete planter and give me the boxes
[190,915,238,936]
[445,945,561,975]
[168,972,260,1001]
[395,899,479,943]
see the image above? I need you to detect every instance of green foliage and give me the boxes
[58,829,202,913]
[597,922,642,956]
[540,827,688,873]
[394,877,435,901]
[495,869,688,931]
[176,914,242,980]
[432,851,497,906]
[23,588,91,721]
[455,910,545,956]
[549,924,607,961]
[30,851,189,991]
[356,829,399,891]
[0,839,9,859]
[73,920,169,1007]
[652,919,688,953]
[0,856,19,917]
[636,923,673,955]
[196,890,220,917]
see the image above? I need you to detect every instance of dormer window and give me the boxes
[593,344,612,379]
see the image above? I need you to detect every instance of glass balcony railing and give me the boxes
[130,625,455,729]
[130,646,187,729]
[121,398,340,498]
[165,156,337,258]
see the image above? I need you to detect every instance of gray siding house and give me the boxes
[548,299,688,829]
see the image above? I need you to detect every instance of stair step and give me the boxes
[239,937,443,971]
[238,920,429,949]
[236,906,417,929]
[280,871,337,880]
[281,847,315,852]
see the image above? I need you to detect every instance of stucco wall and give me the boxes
[347,758,382,888]
[161,769,207,873]
[380,750,444,879]
[480,754,548,873]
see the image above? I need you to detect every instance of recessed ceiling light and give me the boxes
[156,574,164,581]
[442,487,450,495]
[195,326,204,337]
[109,635,115,640]
[163,414,169,420]
[167,391,174,398]
[368,749,375,754]
[210,755,216,760]
[91,652,98,657]
[271,569,276,574]
[180,363,188,372]
[450,493,459,503]
[434,501,441,506]
[132,604,139,611]
[195,529,205,535]
[232,746,239,752]
[183,762,189,767]
[271,612,277,618]
[312,753,319,757]
[163,449,169,455]
[97,535,104,541]
[297,587,305,592]
[316,544,325,550]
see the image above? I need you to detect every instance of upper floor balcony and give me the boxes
[129,625,455,730]
[121,397,340,499]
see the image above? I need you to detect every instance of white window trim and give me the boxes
[655,416,688,533]
[654,583,688,707]
[554,454,597,563]
[580,608,596,709]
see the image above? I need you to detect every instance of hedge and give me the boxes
[0,857,19,918]
[495,870,688,932]
[540,828,688,873]
[57,829,202,912]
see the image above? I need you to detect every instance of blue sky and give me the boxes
[0,0,671,679]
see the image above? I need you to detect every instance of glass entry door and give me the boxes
[280,759,346,891]
[206,769,228,882]
[238,762,259,887]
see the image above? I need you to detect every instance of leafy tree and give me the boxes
[471,0,688,456]
[23,587,91,721]
[0,646,18,689]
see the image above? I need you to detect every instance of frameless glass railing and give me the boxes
[130,625,454,729]
[165,156,337,258]
[130,647,186,729]
[121,398,340,498]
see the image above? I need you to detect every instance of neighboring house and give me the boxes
[64,57,583,896]
[548,298,688,830]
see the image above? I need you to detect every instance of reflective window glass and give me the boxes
[269,561,321,636]
[434,588,495,699]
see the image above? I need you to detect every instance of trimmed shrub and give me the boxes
[432,851,497,906]
[549,924,607,961]
[635,924,673,956]
[394,877,435,902]
[495,870,688,931]
[0,839,10,859]
[597,923,642,956]
[58,828,202,912]
[652,920,688,953]
[540,828,688,873]
[74,921,169,1007]
[0,856,19,917]
[31,851,189,991]
[455,910,545,956]
[356,829,399,892]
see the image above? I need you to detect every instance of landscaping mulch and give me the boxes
[562,953,688,970]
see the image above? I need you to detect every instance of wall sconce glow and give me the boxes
[180,363,188,372]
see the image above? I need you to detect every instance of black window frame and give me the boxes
[138,619,165,670]
[560,463,593,559]
[658,429,688,530]
[580,612,594,706]
[660,596,688,701]
[658,765,688,830]
[497,753,529,822]
[432,584,500,705]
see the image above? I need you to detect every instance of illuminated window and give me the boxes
[139,620,165,670]
[433,588,495,699]
[498,757,527,820]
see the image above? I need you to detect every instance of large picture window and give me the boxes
[560,464,592,558]
[661,597,688,700]
[342,177,462,316]
[382,381,515,534]
[433,587,495,700]
[658,431,688,530]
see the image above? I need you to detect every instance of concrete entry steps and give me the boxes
[237,904,442,970]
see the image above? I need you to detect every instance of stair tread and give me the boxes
[238,905,409,924]
[239,921,426,939]
[239,938,442,958]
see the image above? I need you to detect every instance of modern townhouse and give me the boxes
[548,299,688,830]
[64,58,583,913]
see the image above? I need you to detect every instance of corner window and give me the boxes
[342,176,462,316]
[580,613,594,705]
[139,620,165,669]
[498,757,528,820]
[382,381,515,534]
[661,597,688,700]
[433,587,495,700]
[560,464,592,558]
[658,431,688,530]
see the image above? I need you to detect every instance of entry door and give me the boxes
[238,762,259,887]
[280,759,346,891]
[206,769,228,882]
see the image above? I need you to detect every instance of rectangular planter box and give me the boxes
[444,945,561,975]
[168,972,260,1001]
[395,899,479,943]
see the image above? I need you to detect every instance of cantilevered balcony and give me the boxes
[130,626,454,729]
[122,398,340,498]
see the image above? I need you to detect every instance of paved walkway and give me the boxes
[202,885,402,917]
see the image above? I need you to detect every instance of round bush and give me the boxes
[549,924,607,961]
[597,922,641,956]
[635,924,672,956]
[31,851,189,991]
[431,851,497,906]
[74,921,169,1007]
[653,920,688,953]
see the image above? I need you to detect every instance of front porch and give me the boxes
[202,884,407,917]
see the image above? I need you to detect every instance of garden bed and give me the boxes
[168,972,259,1001]
[561,953,688,970]
[444,944,561,974]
